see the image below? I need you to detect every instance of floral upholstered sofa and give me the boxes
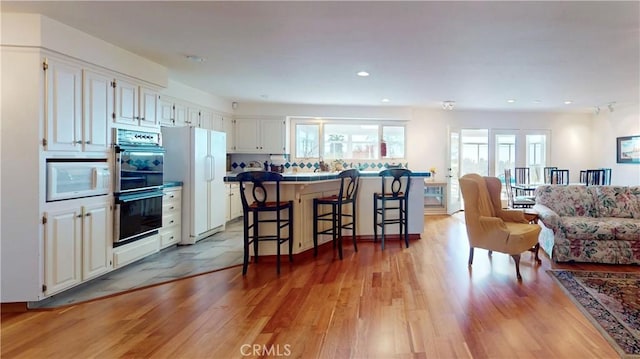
[533,185,640,264]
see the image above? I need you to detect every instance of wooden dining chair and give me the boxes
[551,169,570,185]
[504,169,535,208]
[543,166,558,184]
[514,167,532,196]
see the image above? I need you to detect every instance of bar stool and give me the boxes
[312,169,360,259]
[373,168,412,250]
[236,171,293,275]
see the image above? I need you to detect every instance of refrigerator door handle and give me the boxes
[204,155,212,181]
[211,156,216,181]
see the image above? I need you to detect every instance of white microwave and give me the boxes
[46,161,111,201]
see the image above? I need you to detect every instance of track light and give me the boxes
[608,102,615,113]
[594,106,600,115]
[442,100,455,110]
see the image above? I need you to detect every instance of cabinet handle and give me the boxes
[135,116,140,120]
[85,140,91,144]
[170,206,175,210]
[85,213,91,217]
[140,117,145,121]
[75,140,82,144]
[76,214,83,218]
[169,220,174,224]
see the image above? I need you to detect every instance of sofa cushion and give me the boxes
[594,186,637,218]
[629,186,640,219]
[560,216,616,240]
[535,185,597,217]
[613,218,640,241]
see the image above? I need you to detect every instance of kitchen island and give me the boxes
[224,170,430,256]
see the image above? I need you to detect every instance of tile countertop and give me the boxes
[224,170,431,182]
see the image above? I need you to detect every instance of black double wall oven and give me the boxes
[113,129,165,247]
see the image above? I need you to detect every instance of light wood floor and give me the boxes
[2,213,637,358]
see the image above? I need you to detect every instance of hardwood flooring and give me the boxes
[2,213,637,358]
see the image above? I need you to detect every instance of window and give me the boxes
[526,134,548,183]
[292,119,406,161]
[461,129,489,176]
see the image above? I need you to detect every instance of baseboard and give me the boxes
[1,302,28,313]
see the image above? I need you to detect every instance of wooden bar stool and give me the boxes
[312,169,360,259]
[237,171,293,275]
[373,168,412,250]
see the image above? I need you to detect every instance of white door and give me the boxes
[447,128,462,214]
[192,127,210,237]
[45,57,82,152]
[82,200,112,281]
[83,70,112,152]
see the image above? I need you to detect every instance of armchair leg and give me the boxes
[511,254,522,281]
[468,247,474,266]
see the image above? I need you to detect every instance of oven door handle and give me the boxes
[116,191,164,203]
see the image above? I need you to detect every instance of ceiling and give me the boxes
[2,1,639,112]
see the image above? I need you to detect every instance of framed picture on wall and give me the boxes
[616,135,640,163]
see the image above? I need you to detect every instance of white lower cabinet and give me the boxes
[43,196,112,296]
[160,186,182,249]
[225,183,243,222]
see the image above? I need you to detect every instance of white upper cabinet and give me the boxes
[233,117,287,154]
[139,86,159,128]
[82,70,112,152]
[174,101,188,127]
[44,56,82,152]
[158,95,175,126]
[113,77,159,128]
[187,106,200,127]
[200,108,214,130]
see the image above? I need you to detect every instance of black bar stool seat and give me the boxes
[237,171,293,275]
[373,168,412,250]
[313,169,360,259]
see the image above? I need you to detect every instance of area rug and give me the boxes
[548,270,640,358]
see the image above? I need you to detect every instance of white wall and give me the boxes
[161,79,233,114]
[236,103,600,183]
[590,103,640,185]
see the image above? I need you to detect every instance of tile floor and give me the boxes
[31,219,244,309]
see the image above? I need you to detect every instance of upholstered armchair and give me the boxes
[459,173,541,280]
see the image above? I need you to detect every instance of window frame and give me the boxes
[289,117,407,162]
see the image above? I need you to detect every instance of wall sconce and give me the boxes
[442,100,455,110]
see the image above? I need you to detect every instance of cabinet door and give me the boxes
[200,109,214,130]
[139,86,159,128]
[222,115,235,153]
[230,185,243,220]
[174,102,188,127]
[114,78,138,125]
[82,70,112,152]
[187,107,200,127]
[233,118,260,152]
[158,96,175,127]
[44,207,82,295]
[261,118,286,153]
[44,57,82,152]
[82,200,112,280]
[225,185,231,222]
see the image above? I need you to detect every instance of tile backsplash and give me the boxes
[229,154,408,173]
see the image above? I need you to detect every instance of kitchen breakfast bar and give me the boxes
[224,170,430,256]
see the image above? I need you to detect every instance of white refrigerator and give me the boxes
[162,127,227,244]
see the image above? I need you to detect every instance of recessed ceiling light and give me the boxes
[185,55,206,63]
[381,98,390,103]
[564,100,573,105]
[356,71,370,77]
[506,99,516,103]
